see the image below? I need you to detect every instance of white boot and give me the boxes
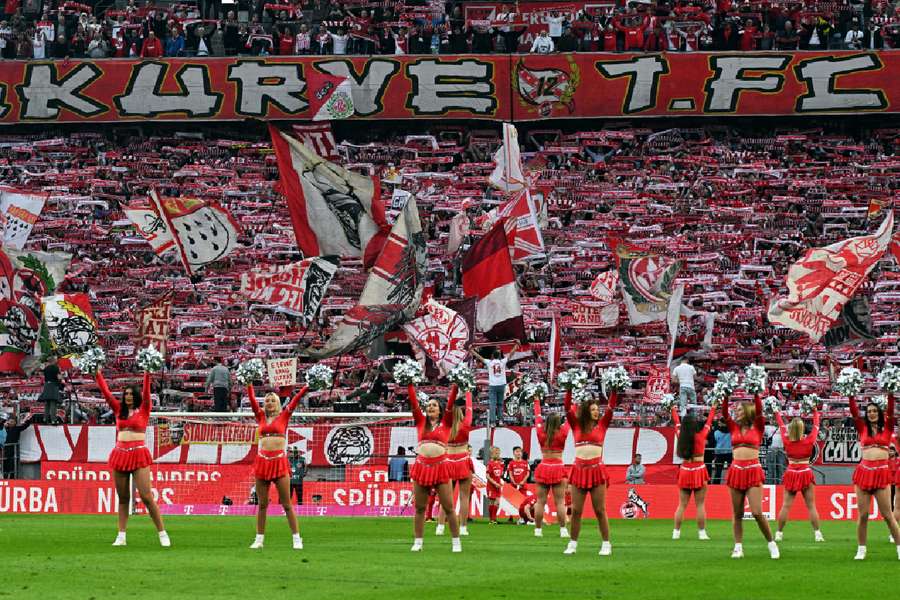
[250,534,264,550]
[768,541,780,560]
[698,529,710,541]
[459,526,468,536]
[158,531,171,548]
[563,540,578,555]
[896,545,900,561]
[559,527,570,538]
[112,532,127,547]
[730,543,743,559]
[774,531,783,542]
[672,529,681,540]
[534,528,543,537]
[410,538,423,552]
[451,538,462,553]
[854,546,866,560]
[292,534,303,550]
[435,524,445,536]
[814,530,825,543]
[599,541,612,556]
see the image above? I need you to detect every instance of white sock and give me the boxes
[451,537,461,547]
[569,540,578,548]
[116,531,126,538]
[414,537,423,545]
[292,533,301,541]
[158,530,168,537]
[254,534,264,544]
[733,543,743,552]
[698,529,707,536]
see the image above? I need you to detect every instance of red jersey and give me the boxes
[140,37,163,57]
[446,387,471,445]
[740,26,757,51]
[507,459,530,486]
[534,397,570,452]
[518,492,536,520]
[672,406,717,458]
[723,394,764,449]
[850,394,895,449]
[775,409,820,461]
[278,33,295,55]
[564,390,617,446]
[602,30,617,51]
[97,372,151,433]
[409,384,456,446]
[486,459,505,493]
[247,385,307,436]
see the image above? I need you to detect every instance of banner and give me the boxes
[267,357,298,388]
[402,299,470,375]
[0,186,47,249]
[137,293,172,356]
[611,238,681,325]
[40,293,98,367]
[1,53,899,123]
[236,257,339,323]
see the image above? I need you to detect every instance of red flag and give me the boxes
[462,219,525,341]
[137,293,173,357]
[476,189,544,262]
[549,314,561,381]
[891,229,900,264]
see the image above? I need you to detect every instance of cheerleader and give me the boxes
[533,395,570,538]
[722,393,779,559]
[671,403,718,541]
[436,388,473,537]
[847,393,900,560]
[407,384,461,552]
[773,406,824,542]
[562,389,615,556]
[246,385,308,550]
[95,370,169,547]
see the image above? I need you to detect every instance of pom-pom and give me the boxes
[705,382,727,405]
[305,364,334,391]
[601,366,631,393]
[762,395,781,415]
[523,380,549,400]
[72,347,106,374]
[447,364,476,392]
[392,358,425,385]
[571,387,591,404]
[800,394,821,413]
[136,345,164,373]
[743,364,767,395]
[876,365,900,393]
[558,368,588,391]
[872,395,888,410]
[660,393,676,410]
[834,367,864,397]
[716,371,740,396]
[236,358,265,385]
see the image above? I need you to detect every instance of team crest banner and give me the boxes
[0,187,47,250]
[610,238,681,325]
[403,299,470,375]
[41,293,98,368]
[237,257,339,324]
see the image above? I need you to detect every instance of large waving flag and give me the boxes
[270,124,389,268]
[477,189,545,263]
[41,293,98,369]
[302,198,425,358]
[462,219,525,341]
[236,257,338,325]
[124,204,175,256]
[403,299,470,375]
[768,212,894,342]
[0,186,47,250]
[610,238,682,325]
[488,123,527,193]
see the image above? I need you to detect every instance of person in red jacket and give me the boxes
[140,30,163,57]
[602,24,617,51]
[277,25,294,55]
[739,19,758,51]
[613,12,649,51]
[507,446,530,523]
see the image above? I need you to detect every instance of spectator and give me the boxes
[644,24,666,52]
[557,26,578,52]
[775,20,800,50]
[545,10,565,46]
[712,421,733,484]
[715,21,739,50]
[845,22,864,49]
[388,447,408,482]
[51,32,69,58]
[757,23,775,50]
[205,360,232,412]
[471,344,519,425]
[765,423,785,484]
[276,25,294,55]
[328,27,349,55]
[166,27,185,57]
[2,415,29,479]
[294,23,311,55]
[671,359,697,413]
[739,19,757,51]
[87,31,108,58]
[38,356,61,425]
[863,22,884,50]
[470,24,493,53]
[31,26,45,58]
[626,454,646,484]
[141,30,163,58]
[407,25,430,54]
[193,24,212,57]
[223,11,240,55]
[530,29,554,54]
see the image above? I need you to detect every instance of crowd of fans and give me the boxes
[0,0,899,60]
[0,118,897,431]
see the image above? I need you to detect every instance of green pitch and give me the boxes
[1,515,897,599]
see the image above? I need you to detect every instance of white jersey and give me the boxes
[672,363,696,389]
[487,358,509,386]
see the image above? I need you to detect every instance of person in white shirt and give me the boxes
[471,343,520,424]
[329,28,349,55]
[671,359,698,413]
[530,30,554,54]
[32,29,46,59]
[845,24,864,49]
[545,12,565,42]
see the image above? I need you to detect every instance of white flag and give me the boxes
[0,187,47,250]
[488,123,527,193]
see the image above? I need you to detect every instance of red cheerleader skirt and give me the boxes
[410,454,450,487]
[534,457,569,486]
[108,440,153,473]
[445,452,474,481]
[726,459,765,490]
[782,464,815,493]
[568,457,609,490]
[254,449,290,482]
[852,459,892,492]
[677,461,709,490]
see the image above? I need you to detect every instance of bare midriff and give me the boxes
[259,432,287,452]
[417,441,447,458]
[117,429,145,443]
[575,444,602,460]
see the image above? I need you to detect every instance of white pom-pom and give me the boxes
[73,347,106,374]
[523,380,549,400]
[558,368,588,391]
[136,345,164,373]
[800,394,820,413]
[716,372,740,396]
[743,364,767,395]
[660,393,676,410]
[392,358,425,385]
[447,364,476,392]
[601,366,631,393]
[876,365,900,393]
[236,358,266,385]
[872,395,888,410]
[571,387,591,404]
[305,364,334,391]
[762,395,781,415]
[834,367,864,396]
[705,382,727,405]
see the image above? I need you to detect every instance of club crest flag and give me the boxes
[643,365,671,404]
[138,294,172,357]
[270,124,389,269]
[150,190,241,276]
[610,238,682,325]
[124,205,175,256]
[590,270,619,303]
[403,299,470,375]
[41,293,98,368]
[237,257,338,324]
[0,186,47,250]
[308,71,355,121]
[478,189,545,263]
[768,213,894,342]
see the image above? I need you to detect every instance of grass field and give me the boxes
[2,515,898,599]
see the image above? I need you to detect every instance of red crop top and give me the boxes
[672,406,717,458]
[564,389,616,446]
[775,409,820,461]
[447,387,471,446]
[849,395,895,449]
[97,371,151,433]
[409,384,457,446]
[247,385,308,436]
[723,394,764,448]
[534,397,570,452]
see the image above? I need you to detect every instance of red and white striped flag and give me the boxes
[476,189,544,262]
[462,219,525,341]
[549,314,561,381]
